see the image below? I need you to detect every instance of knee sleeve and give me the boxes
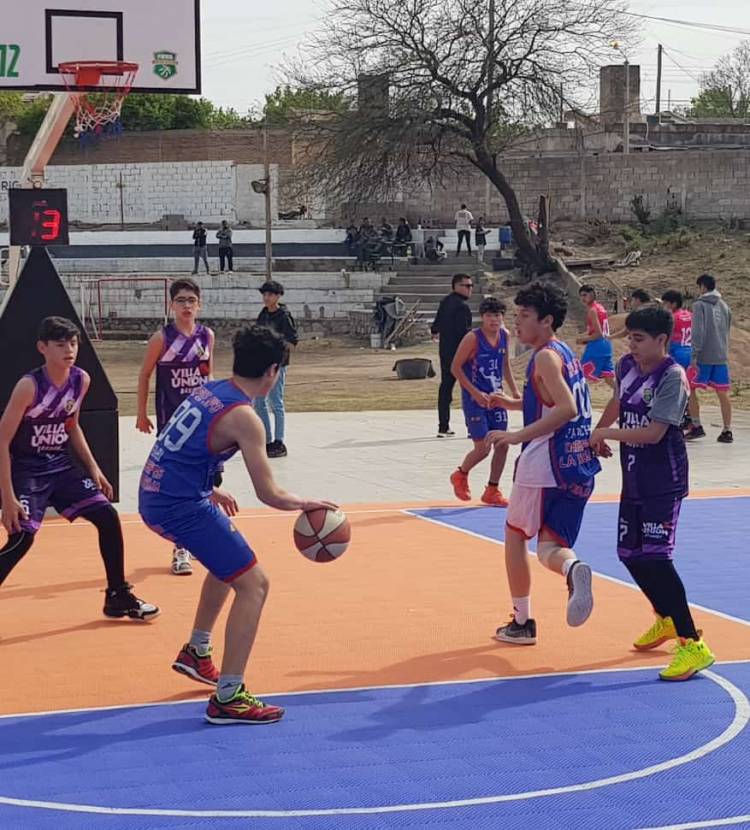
[0,531,36,587]
[537,540,559,570]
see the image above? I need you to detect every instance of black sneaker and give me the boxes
[267,440,288,458]
[717,429,734,444]
[493,617,537,645]
[684,425,706,440]
[566,561,593,627]
[436,429,456,438]
[103,583,160,621]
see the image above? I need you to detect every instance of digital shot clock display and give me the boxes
[8,188,70,246]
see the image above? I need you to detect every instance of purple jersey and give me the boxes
[461,328,507,409]
[155,323,212,431]
[10,366,85,476]
[139,379,250,509]
[617,354,689,500]
[517,339,600,489]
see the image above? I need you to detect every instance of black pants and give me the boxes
[219,249,234,271]
[438,352,457,431]
[456,230,471,255]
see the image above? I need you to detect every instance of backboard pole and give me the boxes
[7,93,76,288]
[263,123,273,280]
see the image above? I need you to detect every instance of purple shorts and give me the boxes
[12,467,109,534]
[617,497,683,561]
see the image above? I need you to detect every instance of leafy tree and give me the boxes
[688,41,750,119]
[263,85,348,125]
[285,0,634,275]
[0,91,25,123]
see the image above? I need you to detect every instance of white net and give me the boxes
[58,61,138,138]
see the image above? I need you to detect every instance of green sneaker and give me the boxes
[659,638,715,682]
[633,615,677,651]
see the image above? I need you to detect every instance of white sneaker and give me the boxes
[171,548,193,576]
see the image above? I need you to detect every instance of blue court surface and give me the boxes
[1,662,749,830]
[411,497,750,624]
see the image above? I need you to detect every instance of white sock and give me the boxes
[561,559,576,578]
[512,597,531,625]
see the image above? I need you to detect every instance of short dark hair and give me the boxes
[631,289,651,304]
[460,203,467,209]
[452,273,472,289]
[479,296,507,315]
[170,278,201,300]
[259,280,285,296]
[38,316,80,342]
[578,284,596,296]
[514,281,567,331]
[697,273,716,291]
[196,221,204,226]
[661,289,683,308]
[625,306,673,340]
[232,325,288,379]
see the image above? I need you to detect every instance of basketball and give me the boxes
[293,508,351,563]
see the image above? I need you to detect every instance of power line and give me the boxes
[622,11,750,37]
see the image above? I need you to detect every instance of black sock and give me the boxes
[84,505,126,589]
[0,532,35,588]
[624,558,699,640]
[488,480,499,487]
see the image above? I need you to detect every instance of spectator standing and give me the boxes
[475,217,490,263]
[216,220,234,272]
[412,223,426,259]
[455,203,474,256]
[431,273,474,437]
[256,280,299,457]
[686,274,733,443]
[394,217,412,256]
[192,222,210,275]
[345,222,359,256]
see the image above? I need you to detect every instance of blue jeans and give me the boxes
[254,366,287,443]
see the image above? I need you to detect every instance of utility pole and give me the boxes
[263,122,273,280]
[117,172,125,230]
[655,44,663,115]
[624,57,630,155]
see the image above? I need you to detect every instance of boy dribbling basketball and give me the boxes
[136,278,216,575]
[139,325,335,724]
[450,297,519,506]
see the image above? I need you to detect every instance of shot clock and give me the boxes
[8,188,70,246]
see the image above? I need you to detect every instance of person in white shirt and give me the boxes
[455,204,474,255]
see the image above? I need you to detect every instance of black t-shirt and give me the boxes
[193,227,208,247]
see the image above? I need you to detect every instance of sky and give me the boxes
[200,0,750,115]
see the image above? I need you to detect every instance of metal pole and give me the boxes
[263,123,273,280]
[559,83,564,125]
[119,172,125,230]
[624,58,630,155]
[655,44,663,115]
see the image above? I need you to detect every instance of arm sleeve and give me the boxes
[649,367,688,426]
[283,311,299,345]
[431,298,445,335]
[691,303,704,358]
[462,303,472,333]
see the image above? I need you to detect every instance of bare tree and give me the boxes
[286,0,635,274]
[690,41,750,120]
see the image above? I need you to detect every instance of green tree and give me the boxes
[263,85,348,125]
[0,91,25,123]
[688,41,750,119]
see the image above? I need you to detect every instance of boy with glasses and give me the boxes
[136,278,216,575]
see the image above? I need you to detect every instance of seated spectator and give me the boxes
[380,217,394,240]
[359,217,374,236]
[425,236,446,262]
[394,217,412,256]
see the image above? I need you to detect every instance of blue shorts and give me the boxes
[581,341,614,381]
[140,498,257,582]
[688,363,730,392]
[506,480,593,548]
[669,344,691,369]
[617,497,682,561]
[12,467,109,534]
[464,404,508,441]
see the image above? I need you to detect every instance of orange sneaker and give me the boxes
[205,685,285,725]
[481,485,508,507]
[172,643,220,686]
[450,469,471,501]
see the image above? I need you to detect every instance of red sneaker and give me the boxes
[481,485,508,507]
[450,469,471,501]
[205,686,285,725]
[172,644,220,686]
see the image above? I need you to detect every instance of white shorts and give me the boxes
[505,482,591,548]
[506,483,544,541]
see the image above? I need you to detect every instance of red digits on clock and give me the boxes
[40,209,62,241]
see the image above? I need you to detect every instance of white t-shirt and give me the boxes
[455,209,473,231]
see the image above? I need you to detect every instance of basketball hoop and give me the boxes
[58,60,138,140]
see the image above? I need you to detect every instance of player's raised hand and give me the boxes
[92,469,114,501]
[211,488,239,516]
[136,413,154,434]
[2,497,28,535]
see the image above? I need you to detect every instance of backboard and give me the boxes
[0,0,200,94]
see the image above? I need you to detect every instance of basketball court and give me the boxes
[2,3,750,828]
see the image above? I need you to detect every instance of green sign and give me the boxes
[153,51,178,81]
[0,44,21,78]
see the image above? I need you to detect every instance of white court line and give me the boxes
[636,817,750,830]
[405,509,750,629]
[0,668,746,819]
